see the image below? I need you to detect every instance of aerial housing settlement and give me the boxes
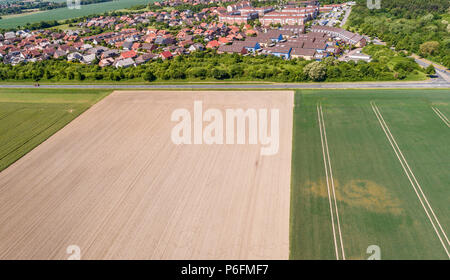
[0,0,370,68]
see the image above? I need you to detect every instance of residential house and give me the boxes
[188,43,204,52]
[302,41,328,53]
[234,40,260,52]
[290,48,316,60]
[101,49,119,59]
[267,45,292,59]
[310,26,366,47]
[82,53,96,64]
[115,57,135,68]
[160,51,173,60]
[142,43,157,52]
[99,57,114,67]
[67,52,83,61]
[217,44,248,55]
[206,40,220,49]
[179,40,193,48]
[135,53,157,65]
[53,50,67,59]
[119,50,137,60]
[122,40,134,51]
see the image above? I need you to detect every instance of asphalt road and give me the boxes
[340,7,352,27]
[0,81,449,89]
[412,57,450,83]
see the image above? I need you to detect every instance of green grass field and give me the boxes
[290,89,450,260]
[0,0,155,29]
[0,88,111,172]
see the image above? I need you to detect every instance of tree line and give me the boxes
[0,46,428,83]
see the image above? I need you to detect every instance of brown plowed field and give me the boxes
[0,91,293,259]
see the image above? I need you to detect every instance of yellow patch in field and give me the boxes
[305,179,403,215]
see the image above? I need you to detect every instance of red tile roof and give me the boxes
[160,51,173,59]
[206,40,220,49]
[120,50,137,59]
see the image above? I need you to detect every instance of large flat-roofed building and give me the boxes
[220,2,317,27]
[278,25,306,35]
[260,12,308,26]
[227,1,251,12]
[288,1,320,7]
[281,6,319,18]
[240,6,274,17]
[220,2,273,25]
[290,47,316,60]
[218,13,257,25]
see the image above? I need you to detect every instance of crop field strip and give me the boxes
[290,89,450,259]
[0,89,111,172]
[432,107,450,127]
[316,103,345,260]
[371,102,450,258]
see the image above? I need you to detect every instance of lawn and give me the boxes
[0,88,111,172]
[0,0,156,29]
[290,89,450,259]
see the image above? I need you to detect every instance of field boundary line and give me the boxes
[371,102,450,258]
[432,107,450,127]
[317,103,345,260]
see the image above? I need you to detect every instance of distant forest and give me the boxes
[347,0,450,67]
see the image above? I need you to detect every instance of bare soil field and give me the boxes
[0,90,293,260]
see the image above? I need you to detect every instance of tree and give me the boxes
[322,57,337,67]
[170,68,186,79]
[420,41,440,56]
[67,71,74,80]
[44,70,53,80]
[188,67,207,79]
[143,71,156,82]
[425,64,436,75]
[210,68,230,80]
[94,73,104,80]
[230,65,244,77]
[303,61,327,81]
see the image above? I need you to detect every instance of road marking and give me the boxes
[317,104,345,260]
[371,102,450,258]
[432,107,450,127]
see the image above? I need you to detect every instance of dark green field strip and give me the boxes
[375,100,450,240]
[290,89,450,260]
[0,89,111,172]
[0,103,83,171]
[290,95,336,260]
[0,107,25,121]
[430,103,450,127]
[437,106,450,118]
